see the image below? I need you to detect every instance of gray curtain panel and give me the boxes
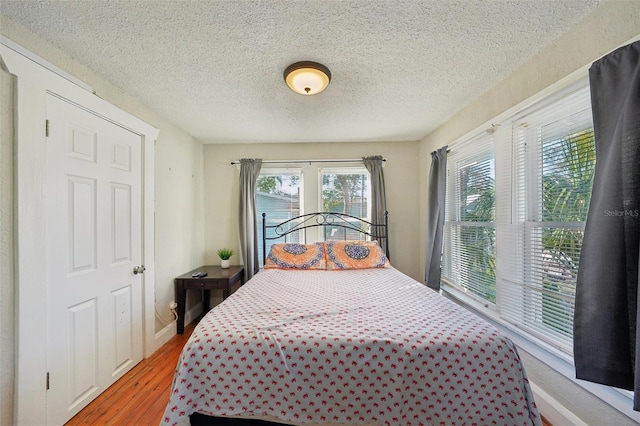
[425,147,447,291]
[238,158,262,280]
[362,155,388,257]
[573,41,640,409]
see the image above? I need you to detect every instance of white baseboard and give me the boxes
[152,322,176,354]
[149,303,204,357]
[531,381,587,426]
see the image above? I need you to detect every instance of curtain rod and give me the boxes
[230,158,386,165]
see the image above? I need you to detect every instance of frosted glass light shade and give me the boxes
[284,61,331,95]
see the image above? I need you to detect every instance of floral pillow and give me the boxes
[325,240,390,270]
[264,242,327,270]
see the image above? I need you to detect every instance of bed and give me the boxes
[162,212,540,426]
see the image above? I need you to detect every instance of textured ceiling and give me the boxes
[1,0,603,144]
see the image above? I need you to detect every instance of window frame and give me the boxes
[256,167,304,267]
[318,166,372,242]
[256,164,374,263]
[442,134,496,307]
[439,75,638,419]
[441,78,593,356]
[318,166,371,217]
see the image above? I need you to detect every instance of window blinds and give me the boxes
[442,80,594,356]
[442,133,496,305]
[501,84,594,352]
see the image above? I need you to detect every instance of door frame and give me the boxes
[1,44,158,425]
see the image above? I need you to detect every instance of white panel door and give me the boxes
[45,94,143,424]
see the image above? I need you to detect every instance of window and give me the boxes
[442,80,595,355]
[256,169,302,266]
[504,86,594,352]
[442,134,496,304]
[256,165,373,266]
[319,167,370,241]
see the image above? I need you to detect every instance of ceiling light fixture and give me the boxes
[284,61,331,95]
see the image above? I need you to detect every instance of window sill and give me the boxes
[441,285,640,424]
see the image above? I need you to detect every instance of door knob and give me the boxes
[133,265,146,274]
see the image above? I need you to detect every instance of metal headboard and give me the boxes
[261,211,389,265]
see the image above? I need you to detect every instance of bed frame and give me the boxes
[261,211,389,265]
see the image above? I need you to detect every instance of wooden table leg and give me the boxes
[203,289,211,313]
[176,280,186,334]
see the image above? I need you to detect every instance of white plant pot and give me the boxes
[220,259,230,269]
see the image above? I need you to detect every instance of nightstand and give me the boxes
[174,265,244,334]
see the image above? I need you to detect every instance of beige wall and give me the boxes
[154,124,205,329]
[203,141,421,281]
[0,65,15,426]
[0,15,206,421]
[418,2,640,424]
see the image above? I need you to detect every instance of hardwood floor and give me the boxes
[66,320,554,426]
[66,322,194,426]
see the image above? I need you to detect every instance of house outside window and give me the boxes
[256,169,302,266]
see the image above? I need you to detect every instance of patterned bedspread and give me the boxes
[162,268,540,426]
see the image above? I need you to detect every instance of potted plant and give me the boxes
[217,248,233,269]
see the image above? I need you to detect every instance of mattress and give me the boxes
[162,267,541,425]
